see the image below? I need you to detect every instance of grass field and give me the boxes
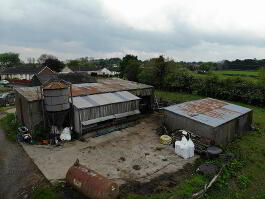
[212,70,258,76]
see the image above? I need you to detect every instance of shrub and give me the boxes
[0,113,20,141]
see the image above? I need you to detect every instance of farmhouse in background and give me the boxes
[61,66,119,76]
[0,66,54,80]
[31,72,97,86]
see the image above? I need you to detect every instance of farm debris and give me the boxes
[206,146,223,158]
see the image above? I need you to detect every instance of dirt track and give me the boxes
[0,128,47,199]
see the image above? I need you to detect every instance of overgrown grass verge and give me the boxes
[127,175,209,199]
[32,185,63,199]
[0,105,15,112]
[0,113,20,141]
[0,85,12,93]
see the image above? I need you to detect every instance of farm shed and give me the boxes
[71,78,154,112]
[14,78,153,132]
[73,91,140,134]
[15,86,43,130]
[163,98,252,145]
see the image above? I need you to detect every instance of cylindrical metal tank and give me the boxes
[43,81,70,112]
[66,161,119,199]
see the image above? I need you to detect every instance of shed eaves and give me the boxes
[163,98,252,128]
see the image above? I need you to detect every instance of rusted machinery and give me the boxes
[66,160,119,199]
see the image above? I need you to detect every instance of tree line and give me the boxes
[119,55,265,106]
[0,53,121,72]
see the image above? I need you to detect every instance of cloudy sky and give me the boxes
[1,0,265,62]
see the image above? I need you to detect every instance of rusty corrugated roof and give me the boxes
[15,87,43,102]
[71,78,153,97]
[15,78,153,101]
[164,98,252,127]
[43,81,68,89]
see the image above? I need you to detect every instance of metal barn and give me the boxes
[163,98,252,145]
[73,91,140,134]
[14,78,153,133]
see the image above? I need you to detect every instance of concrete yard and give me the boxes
[22,113,197,185]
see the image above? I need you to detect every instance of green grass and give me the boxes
[0,113,20,141]
[127,175,208,199]
[155,90,203,104]
[32,186,62,199]
[0,105,15,112]
[0,86,12,93]
[210,70,259,83]
[212,70,258,76]
[154,90,265,199]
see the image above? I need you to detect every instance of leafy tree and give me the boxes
[120,55,139,78]
[153,55,168,88]
[258,66,265,86]
[0,52,20,67]
[37,54,57,64]
[124,59,140,81]
[43,58,65,72]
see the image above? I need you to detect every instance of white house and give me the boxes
[0,66,55,80]
[61,66,119,76]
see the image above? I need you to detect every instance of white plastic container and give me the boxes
[187,139,195,158]
[179,142,189,159]
[181,136,187,143]
[174,141,182,155]
[175,136,190,159]
[60,127,71,141]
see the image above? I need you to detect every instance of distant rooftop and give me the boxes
[0,65,45,74]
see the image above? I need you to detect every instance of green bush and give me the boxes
[140,69,265,106]
[0,113,20,141]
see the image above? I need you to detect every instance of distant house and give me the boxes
[61,66,119,76]
[0,66,54,80]
[31,72,97,86]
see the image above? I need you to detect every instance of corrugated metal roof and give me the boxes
[71,78,153,96]
[163,98,252,127]
[15,78,153,101]
[73,91,140,109]
[16,86,42,102]
[43,81,68,89]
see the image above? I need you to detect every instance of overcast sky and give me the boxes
[1,0,265,62]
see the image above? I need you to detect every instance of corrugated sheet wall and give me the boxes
[78,100,139,122]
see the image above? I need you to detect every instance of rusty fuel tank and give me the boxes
[66,160,119,199]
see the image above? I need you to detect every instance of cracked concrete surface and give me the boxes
[22,114,197,185]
